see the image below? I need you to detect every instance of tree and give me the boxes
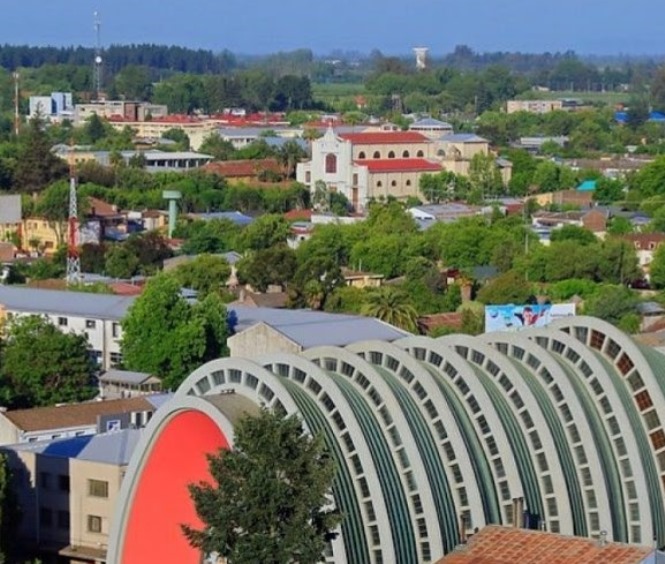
[114,65,153,101]
[649,244,665,289]
[361,286,419,332]
[173,254,232,297]
[0,453,20,564]
[583,285,638,327]
[468,153,503,201]
[240,214,290,251]
[549,224,597,246]
[121,275,230,389]
[85,113,108,144]
[13,114,68,192]
[0,315,96,409]
[236,246,297,292]
[105,244,140,279]
[183,409,340,564]
[476,270,534,305]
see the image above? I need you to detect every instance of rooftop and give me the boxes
[3,428,142,466]
[339,131,429,145]
[0,285,136,320]
[203,158,281,177]
[358,158,442,173]
[440,133,488,143]
[0,194,21,224]
[437,525,652,564]
[99,369,157,385]
[228,305,409,348]
[1,396,159,433]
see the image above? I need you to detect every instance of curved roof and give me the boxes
[110,316,665,563]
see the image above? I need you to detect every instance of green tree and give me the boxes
[476,270,534,305]
[549,224,597,245]
[85,113,108,144]
[173,254,232,297]
[0,315,96,409]
[361,286,418,332]
[0,453,20,564]
[13,114,68,192]
[121,275,230,389]
[468,152,503,201]
[583,285,638,326]
[105,244,140,279]
[114,65,153,101]
[236,246,297,292]
[240,214,290,251]
[649,244,665,290]
[183,409,340,564]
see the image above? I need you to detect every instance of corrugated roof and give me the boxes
[437,525,652,564]
[2,396,156,432]
[229,306,409,348]
[410,118,453,129]
[203,158,281,178]
[0,195,21,224]
[358,158,441,173]
[99,369,154,385]
[339,131,429,144]
[0,286,136,320]
[187,211,254,225]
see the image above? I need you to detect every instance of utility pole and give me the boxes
[13,71,20,136]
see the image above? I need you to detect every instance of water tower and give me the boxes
[162,190,182,239]
[413,47,429,70]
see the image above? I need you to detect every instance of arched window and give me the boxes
[388,151,396,159]
[358,151,366,159]
[391,180,397,187]
[377,181,383,188]
[416,150,424,157]
[406,179,412,186]
[373,151,381,159]
[402,150,410,158]
[325,153,337,174]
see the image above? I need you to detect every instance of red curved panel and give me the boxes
[120,410,229,564]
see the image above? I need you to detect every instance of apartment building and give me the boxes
[0,286,136,370]
[1,429,142,563]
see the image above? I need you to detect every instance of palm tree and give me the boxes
[361,287,419,333]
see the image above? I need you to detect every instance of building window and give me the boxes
[85,319,96,329]
[88,479,109,498]
[112,323,120,338]
[417,150,424,157]
[110,352,123,367]
[58,474,70,493]
[57,510,70,530]
[402,150,410,158]
[305,171,311,183]
[57,317,68,327]
[352,173,358,186]
[373,151,381,159]
[406,180,412,186]
[39,506,53,528]
[87,515,103,534]
[388,151,395,159]
[391,180,397,187]
[376,181,383,188]
[39,472,50,490]
[358,151,366,159]
[325,153,337,174]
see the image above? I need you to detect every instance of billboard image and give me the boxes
[484,303,576,333]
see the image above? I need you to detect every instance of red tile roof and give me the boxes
[88,197,121,218]
[358,158,442,173]
[623,232,665,251]
[340,131,429,145]
[284,209,313,221]
[437,526,652,564]
[202,158,281,178]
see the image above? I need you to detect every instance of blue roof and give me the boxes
[4,428,142,465]
[189,211,254,225]
[577,180,597,192]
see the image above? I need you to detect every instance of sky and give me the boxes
[3,0,665,56]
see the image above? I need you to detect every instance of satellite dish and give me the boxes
[95,55,103,64]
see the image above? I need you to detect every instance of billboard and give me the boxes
[484,303,576,333]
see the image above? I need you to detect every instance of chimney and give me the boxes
[598,530,608,547]
[458,513,467,544]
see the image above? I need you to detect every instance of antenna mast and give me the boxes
[93,11,103,101]
[13,71,20,136]
[66,151,81,285]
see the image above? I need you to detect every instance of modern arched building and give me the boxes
[107,316,665,564]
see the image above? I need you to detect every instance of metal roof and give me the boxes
[100,369,155,385]
[409,118,453,129]
[0,286,136,320]
[229,305,409,348]
[4,428,142,465]
[0,195,21,224]
[439,133,488,143]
